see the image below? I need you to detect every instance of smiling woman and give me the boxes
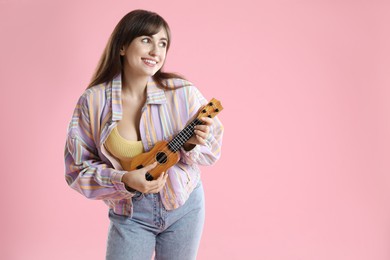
[64,9,224,260]
[87,9,181,90]
[119,29,168,84]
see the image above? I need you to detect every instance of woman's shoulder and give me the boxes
[162,78,203,96]
[77,83,108,105]
[162,78,194,89]
[161,77,206,105]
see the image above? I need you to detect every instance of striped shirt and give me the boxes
[64,73,224,216]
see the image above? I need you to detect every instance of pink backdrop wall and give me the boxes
[1,0,390,259]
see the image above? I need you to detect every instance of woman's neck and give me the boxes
[121,71,149,99]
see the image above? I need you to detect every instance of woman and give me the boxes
[64,9,223,260]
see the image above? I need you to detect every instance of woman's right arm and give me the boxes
[64,94,133,200]
[64,93,167,199]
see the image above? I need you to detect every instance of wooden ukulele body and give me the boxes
[129,141,179,180]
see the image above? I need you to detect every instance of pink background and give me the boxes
[1,0,390,259]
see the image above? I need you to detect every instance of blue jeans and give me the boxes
[106,181,205,260]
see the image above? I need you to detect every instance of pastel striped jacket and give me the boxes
[64,73,223,216]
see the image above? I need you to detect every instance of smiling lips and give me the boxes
[142,58,158,67]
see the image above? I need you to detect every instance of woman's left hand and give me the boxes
[183,116,213,150]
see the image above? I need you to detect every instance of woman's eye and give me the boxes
[142,38,150,43]
[159,42,167,48]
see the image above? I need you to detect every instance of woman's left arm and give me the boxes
[180,86,224,166]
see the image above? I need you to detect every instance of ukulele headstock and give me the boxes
[197,98,223,119]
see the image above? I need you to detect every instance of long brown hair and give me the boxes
[87,9,184,89]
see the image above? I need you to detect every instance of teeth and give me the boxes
[143,59,157,65]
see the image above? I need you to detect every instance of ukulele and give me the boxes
[129,98,223,181]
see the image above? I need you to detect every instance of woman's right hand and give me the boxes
[121,162,168,194]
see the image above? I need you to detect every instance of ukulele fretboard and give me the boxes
[168,118,203,152]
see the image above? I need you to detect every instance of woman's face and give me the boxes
[120,28,168,78]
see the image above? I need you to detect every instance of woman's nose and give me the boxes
[149,43,160,56]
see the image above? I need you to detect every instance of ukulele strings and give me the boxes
[141,102,220,178]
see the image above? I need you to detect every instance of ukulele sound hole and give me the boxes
[156,152,168,164]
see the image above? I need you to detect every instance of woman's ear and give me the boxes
[120,47,125,56]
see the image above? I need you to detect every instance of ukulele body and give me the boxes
[129,141,179,180]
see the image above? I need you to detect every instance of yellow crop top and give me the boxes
[104,126,144,171]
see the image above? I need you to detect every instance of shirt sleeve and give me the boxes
[179,86,224,166]
[64,94,134,200]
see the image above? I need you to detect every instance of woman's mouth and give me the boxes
[142,58,157,67]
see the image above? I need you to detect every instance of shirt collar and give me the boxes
[110,73,167,121]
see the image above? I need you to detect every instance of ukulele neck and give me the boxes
[167,118,204,152]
